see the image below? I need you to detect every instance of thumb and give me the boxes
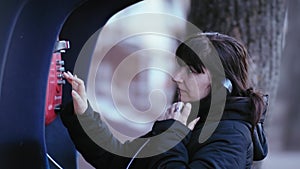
[72,90,87,115]
[188,117,200,130]
[72,90,82,102]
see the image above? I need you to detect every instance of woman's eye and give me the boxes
[177,59,185,67]
[187,66,197,74]
[185,67,193,74]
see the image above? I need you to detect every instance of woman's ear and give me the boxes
[203,68,212,86]
[203,68,212,95]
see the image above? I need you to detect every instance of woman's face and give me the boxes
[173,66,211,102]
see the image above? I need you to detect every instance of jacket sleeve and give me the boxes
[144,120,192,169]
[60,101,145,168]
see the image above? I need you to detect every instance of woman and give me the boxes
[61,32,268,168]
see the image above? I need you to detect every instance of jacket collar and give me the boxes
[197,95,253,124]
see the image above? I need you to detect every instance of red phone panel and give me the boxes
[45,40,69,125]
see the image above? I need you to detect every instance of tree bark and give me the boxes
[188,0,287,102]
[279,0,300,151]
[188,0,288,168]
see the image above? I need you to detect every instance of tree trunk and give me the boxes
[188,0,288,168]
[279,0,300,151]
[188,0,287,102]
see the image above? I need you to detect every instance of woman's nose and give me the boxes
[172,68,184,83]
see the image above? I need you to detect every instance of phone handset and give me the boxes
[45,40,70,125]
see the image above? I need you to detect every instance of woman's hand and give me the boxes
[160,102,200,130]
[63,71,88,115]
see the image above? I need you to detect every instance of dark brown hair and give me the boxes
[176,32,264,127]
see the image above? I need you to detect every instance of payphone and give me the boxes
[45,40,69,125]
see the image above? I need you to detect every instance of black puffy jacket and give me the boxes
[60,96,267,169]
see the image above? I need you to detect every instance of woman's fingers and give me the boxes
[188,117,200,130]
[72,75,86,97]
[173,102,184,123]
[63,71,86,98]
[174,102,184,113]
[72,90,81,103]
[63,71,88,115]
[162,102,193,126]
[181,102,191,123]
[63,71,73,84]
[71,90,87,115]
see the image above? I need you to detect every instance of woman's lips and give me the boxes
[177,87,186,93]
